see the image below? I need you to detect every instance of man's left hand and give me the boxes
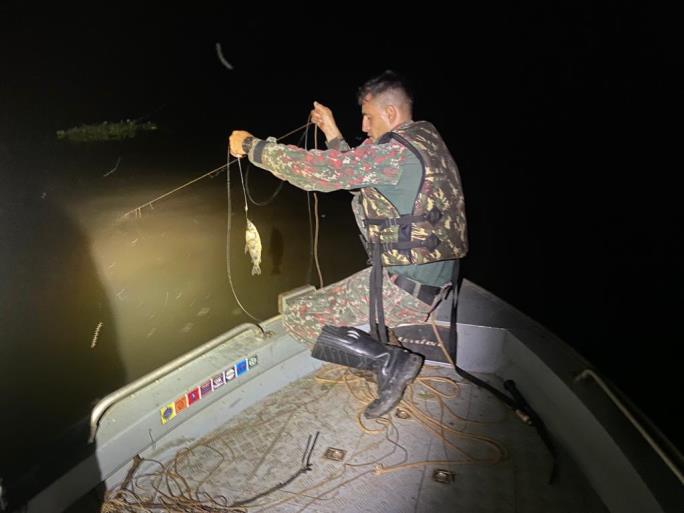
[229,130,253,157]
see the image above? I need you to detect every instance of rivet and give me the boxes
[395,408,411,419]
[324,447,346,461]
[432,469,455,484]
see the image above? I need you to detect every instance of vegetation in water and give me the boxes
[56,119,157,142]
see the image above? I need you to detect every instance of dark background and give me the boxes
[1,0,678,486]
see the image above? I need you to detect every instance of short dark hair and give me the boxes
[357,70,414,106]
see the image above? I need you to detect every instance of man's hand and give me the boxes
[229,130,254,158]
[310,101,342,142]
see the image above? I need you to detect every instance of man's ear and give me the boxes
[386,104,398,125]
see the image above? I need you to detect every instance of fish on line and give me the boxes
[245,218,262,275]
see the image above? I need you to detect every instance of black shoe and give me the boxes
[364,348,422,418]
[312,325,424,418]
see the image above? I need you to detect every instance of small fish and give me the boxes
[245,218,262,275]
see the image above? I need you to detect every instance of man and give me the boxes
[229,70,467,418]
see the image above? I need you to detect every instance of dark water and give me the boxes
[0,128,371,505]
[1,3,677,507]
[2,124,679,505]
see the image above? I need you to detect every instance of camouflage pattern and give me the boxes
[360,121,468,265]
[350,191,367,239]
[245,124,463,345]
[325,136,351,152]
[248,139,409,192]
[282,267,432,348]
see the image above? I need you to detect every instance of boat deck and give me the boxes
[99,363,607,513]
[48,280,679,513]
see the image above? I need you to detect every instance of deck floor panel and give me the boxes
[104,364,607,513]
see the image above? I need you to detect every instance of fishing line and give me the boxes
[243,115,325,290]
[236,157,249,217]
[119,120,322,331]
[303,121,315,286]
[119,122,312,220]
[243,120,312,206]
[244,167,285,206]
[226,149,265,329]
[313,181,324,289]
[305,184,314,284]
[302,119,324,289]
[225,121,317,327]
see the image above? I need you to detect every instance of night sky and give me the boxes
[1,2,678,453]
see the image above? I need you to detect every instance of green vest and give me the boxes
[357,121,468,266]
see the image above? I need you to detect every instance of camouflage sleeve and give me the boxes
[325,136,351,152]
[350,192,367,239]
[246,138,406,192]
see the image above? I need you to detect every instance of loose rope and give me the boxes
[101,365,508,512]
[314,366,508,464]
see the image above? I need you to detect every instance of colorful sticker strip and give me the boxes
[159,354,258,425]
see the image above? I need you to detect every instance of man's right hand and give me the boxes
[310,101,342,142]
[229,130,253,158]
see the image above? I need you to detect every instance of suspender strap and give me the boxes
[368,243,388,344]
[447,259,460,363]
[444,260,558,483]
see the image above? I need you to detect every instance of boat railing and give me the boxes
[88,323,261,443]
[574,369,684,485]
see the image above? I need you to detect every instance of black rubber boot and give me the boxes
[312,325,423,418]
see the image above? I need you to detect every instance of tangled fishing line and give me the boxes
[120,119,326,329]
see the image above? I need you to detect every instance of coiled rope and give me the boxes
[100,365,508,512]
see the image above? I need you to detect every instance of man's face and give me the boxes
[361,94,392,142]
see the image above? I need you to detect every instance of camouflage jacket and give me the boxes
[246,120,467,265]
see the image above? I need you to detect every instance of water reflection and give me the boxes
[1,137,367,507]
[0,190,123,510]
[70,174,324,380]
